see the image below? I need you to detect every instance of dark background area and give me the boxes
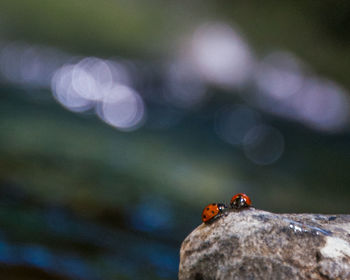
[0,1,350,279]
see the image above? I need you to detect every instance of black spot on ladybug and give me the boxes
[203,215,206,218]
[206,208,209,210]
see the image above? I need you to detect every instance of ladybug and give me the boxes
[202,203,227,223]
[230,193,252,209]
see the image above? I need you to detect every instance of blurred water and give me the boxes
[0,183,180,279]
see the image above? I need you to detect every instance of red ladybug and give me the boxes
[230,193,252,209]
[202,203,227,223]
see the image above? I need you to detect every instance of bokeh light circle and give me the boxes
[215,105,261,145]
[243,125,284,165]
[96,85,146,131]
[191,22,254,88]
[51,64,94,112]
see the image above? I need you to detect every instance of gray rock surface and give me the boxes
[179,208,350,280]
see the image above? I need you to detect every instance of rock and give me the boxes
[179,208,350,280]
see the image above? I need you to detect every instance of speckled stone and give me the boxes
[179,208,350,280]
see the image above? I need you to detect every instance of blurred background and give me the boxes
[0,1,350,279]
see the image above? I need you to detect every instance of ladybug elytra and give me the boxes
[202,203,227,223]
[230,193,252,209]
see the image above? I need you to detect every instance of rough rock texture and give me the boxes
[179,208,350,280]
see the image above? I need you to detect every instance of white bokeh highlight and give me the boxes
[253,51,350,133]
[254,51,305,100]
[51,57,146,130]
[51,64,93,112]
[96,85,145,131]
[191,23,254,89]
[296,78,350,132]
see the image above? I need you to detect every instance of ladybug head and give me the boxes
[217,203,227,212]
